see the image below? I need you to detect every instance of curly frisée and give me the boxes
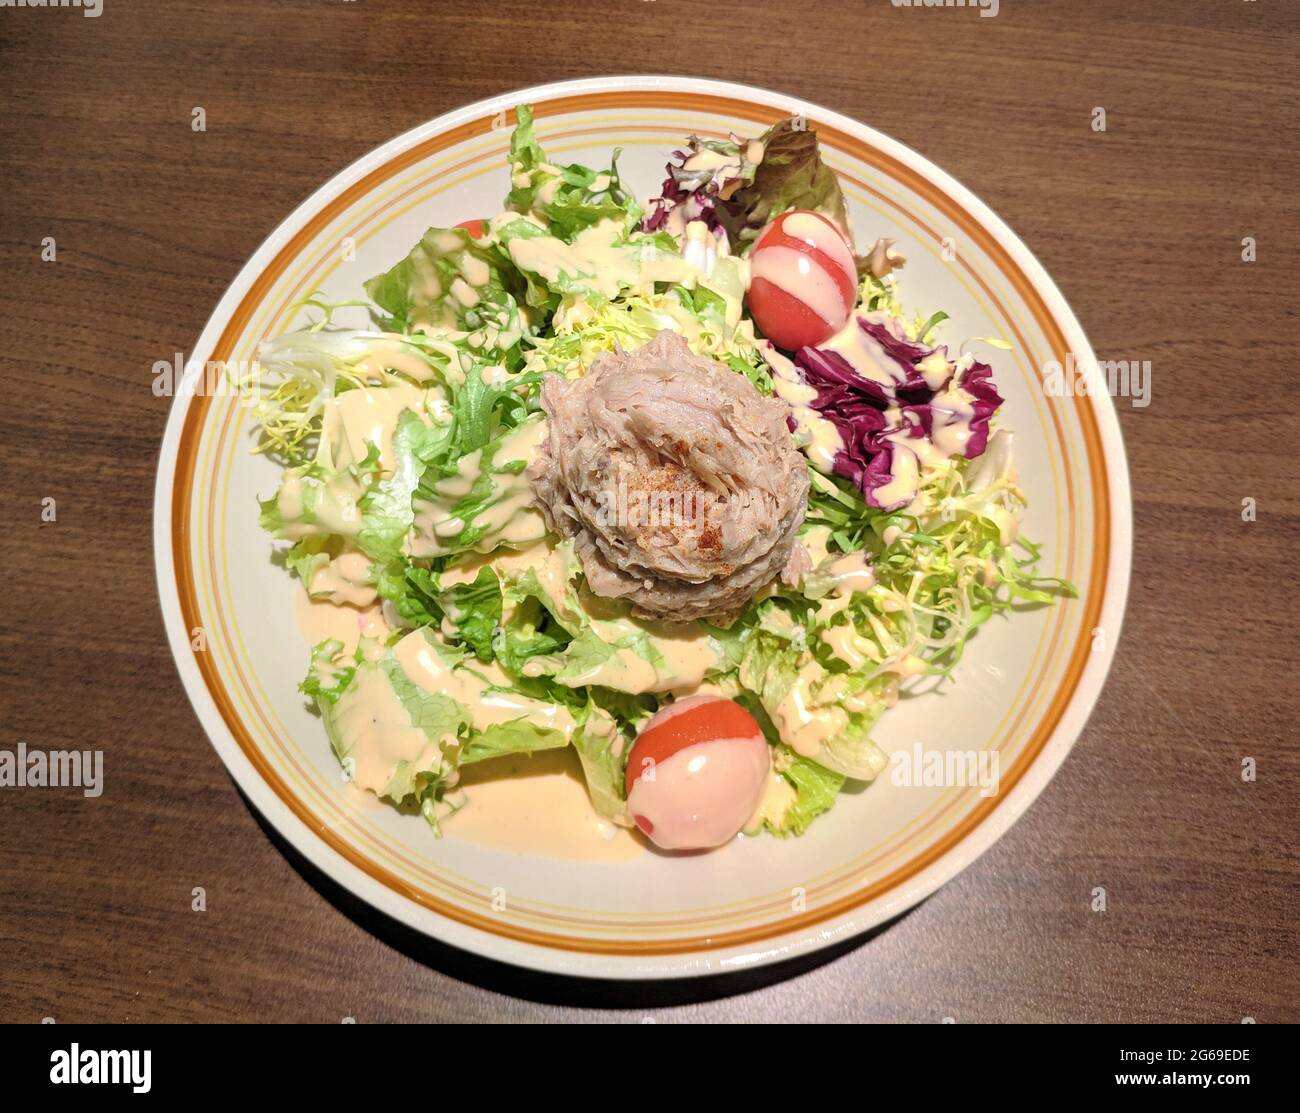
[248,105,1074,853]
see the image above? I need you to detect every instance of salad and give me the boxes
[248,106,1073,853]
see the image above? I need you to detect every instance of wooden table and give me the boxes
[2,0,1296,1023]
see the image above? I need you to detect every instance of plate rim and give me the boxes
[153,74,1132,980]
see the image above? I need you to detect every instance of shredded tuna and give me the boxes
[529,330,810,623]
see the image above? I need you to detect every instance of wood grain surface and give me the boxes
[2,0,1297,1023]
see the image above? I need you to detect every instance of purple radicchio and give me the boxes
[642,136,755,250]
[643,117,854,258]
[790,315,1003,511]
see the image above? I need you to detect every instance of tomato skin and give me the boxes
[624,695,771,851]
[746,210,857,351]
[625,696,762,795]
[747,276,843,352]
[455,218,487,239]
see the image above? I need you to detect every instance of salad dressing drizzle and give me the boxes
[323,381,432,470]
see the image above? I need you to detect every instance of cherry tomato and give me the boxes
[747,210,857,351]
[625,695,770,851]
[455,218,488,239]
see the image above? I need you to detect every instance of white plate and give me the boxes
[153,76,1131,979]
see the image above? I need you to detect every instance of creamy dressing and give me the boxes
[558,647,659,693]
[436,449,481,500]
[821,314,956,429]
[460,252,491,288]
[324,625,587,809]
[510,541,575,604]
[334,664,445,796]
[779,211,857,278]
[294,588,389,658]
[439,545,535,588]
[927,383,977,458]
[431,230,464,254]
[442,540,575,626]
[323,382,432,471]
[594,615,722,692]
[772,662,849,758]
[410,250,444,303]
[823,552,874,595]
[486,551,725,694]
[356,340,440,384]
[300,592,646,860]
[819,316,899,390]
[505,219,695,301]
[917,350,952,391]
[498,415,549,467]
[393,631,576,735]
[874,439,921,507]
[821,623,876,670]
[276,469,365,539]
[476,486,548,549]
[801,525,834,566]
[409,417,549,556]
[449,277,479,308]
[308,550,378,607]
[277,473,305,521]
[444,748,643,862]
[889,653,929,677]
[761,341,843,474]
[535,177,562,206]
[810,550,875,622]
[681,219,718,277]
[681,147,737,174]
[559,624,721,696]
[471,418,551,546]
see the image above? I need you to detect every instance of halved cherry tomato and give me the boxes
[625,695,763,795]
[747,210,857,351]
[455,218,488,239]
[625,695,770,851]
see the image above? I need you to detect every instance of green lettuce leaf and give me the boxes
[569,702,631,825]
[408,409,548,557]
[439,566,503,661]
[716,118,852,253]
[727,616,887,782]
[460,717,569,765]
[363,227,527,365]
[355,409,438,564]
[507,104,644,239]
[302,642,460,832]
[258,437,379,542]
[759,748,847,832]
[378,650,472,741]
[284,535,336,590]
[783,754,844,827]
[303,629,595,831]
[299,639,357,707]
[247,328,450,465]
[549,628,616,682]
